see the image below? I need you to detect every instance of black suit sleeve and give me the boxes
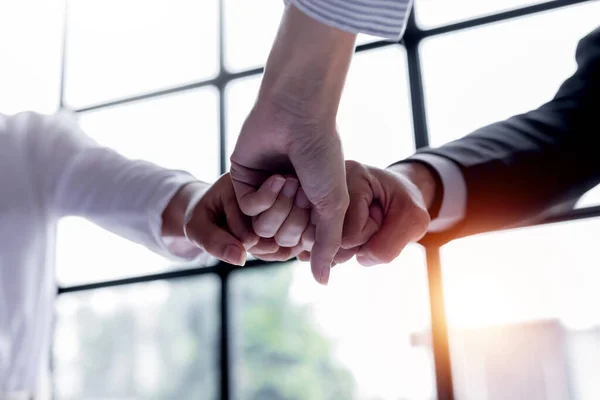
[412,27,600,245]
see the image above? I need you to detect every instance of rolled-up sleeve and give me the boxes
[284,0,413,40]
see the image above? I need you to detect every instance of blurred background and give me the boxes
[2,0,600,399]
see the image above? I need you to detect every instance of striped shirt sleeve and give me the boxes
[284,0,413,40]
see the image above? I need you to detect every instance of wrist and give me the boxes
[258,4,356,122]
[162,181,208,237]
[387,162,439,213]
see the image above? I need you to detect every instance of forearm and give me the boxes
[257,4,357,123]
[416,28,600,239]
[419,110,598,233]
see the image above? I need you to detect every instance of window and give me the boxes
[225,47,414,170]
[337,47,414,167]
[0,0,62,113]
[223,0,382,73]
[230,250,435,400]
[53,276,220,399]
[416,0,545,28]
[51,1,600,399]
[64,0,219,108]
[421,0,600,148]
[56,88,220,286]
[439,219,600,399]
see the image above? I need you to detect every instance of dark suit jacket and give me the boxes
[414,26,600,246]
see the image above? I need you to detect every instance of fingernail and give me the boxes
[295,190,310,208]
[270,176,286,193]
[225,245,245,266]
[320,265,331,285]
[282,179,298,198]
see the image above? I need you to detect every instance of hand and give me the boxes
[247,177,313,262]
[296,161,433,267]
[183,173,292,266]
[232,173,313,263]
[229,4,355,285]
[230,107,348,283]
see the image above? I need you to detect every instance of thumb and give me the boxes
[185,216,247,266]
[289,132,349,285]
[310,204,347,285]
[357,199,429,267]
[230,163,287,216]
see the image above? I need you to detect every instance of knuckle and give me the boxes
[342,231,362,248]
[239,199,259,217]
[344,159,362,173]
[314,191,349,218]
[274,232,300,247]
[240,231,259,249]
[379,253,396,264]
[325,239,342,253]
[252,218,276,238]
[408,206,431,235]
[371,247,399,265]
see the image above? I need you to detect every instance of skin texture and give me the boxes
[229,5,357,285]
[252,161,435,270]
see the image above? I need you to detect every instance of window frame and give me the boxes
[55,1,600,399]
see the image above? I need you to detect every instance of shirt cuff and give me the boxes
[284,0,412,40]
[410,153,467,233]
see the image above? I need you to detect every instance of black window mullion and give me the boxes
[420,0,594,38]
[404,10,455,400]
[426,246,455,400]
[217,0,232,399]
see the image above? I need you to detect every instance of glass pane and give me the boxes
[337,46,414,167]
[0,0,62,114]
[416,0,545,29]
[65,0,219,108]
[225,75,261,168]
[223,0,284,72]
[225,46,413,170]
[56,88,220,286]
[440,218,600,400]
[223,0,384,72]
[230,247,436,400]
[421,1,600,148]
[53,275,219,399]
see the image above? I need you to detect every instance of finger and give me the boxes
[248,238,280,255]
[232,173,287,217]
[301,224,316,252]
[310,205,347,285]
[340,161,384,250]
[252,178,298,238]
[250,246,301,262]
[289,133,348,285]
[341,196,383,250]
[357,201,430,267]
[186,216,246,266]
[224,199,260,250]
[297,251,310,262]
[274,188,311,247]
[333,247,358,265]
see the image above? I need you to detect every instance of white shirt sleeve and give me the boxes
[409,153,467,233]
[27,111,207,261]
[284,0,413,40]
